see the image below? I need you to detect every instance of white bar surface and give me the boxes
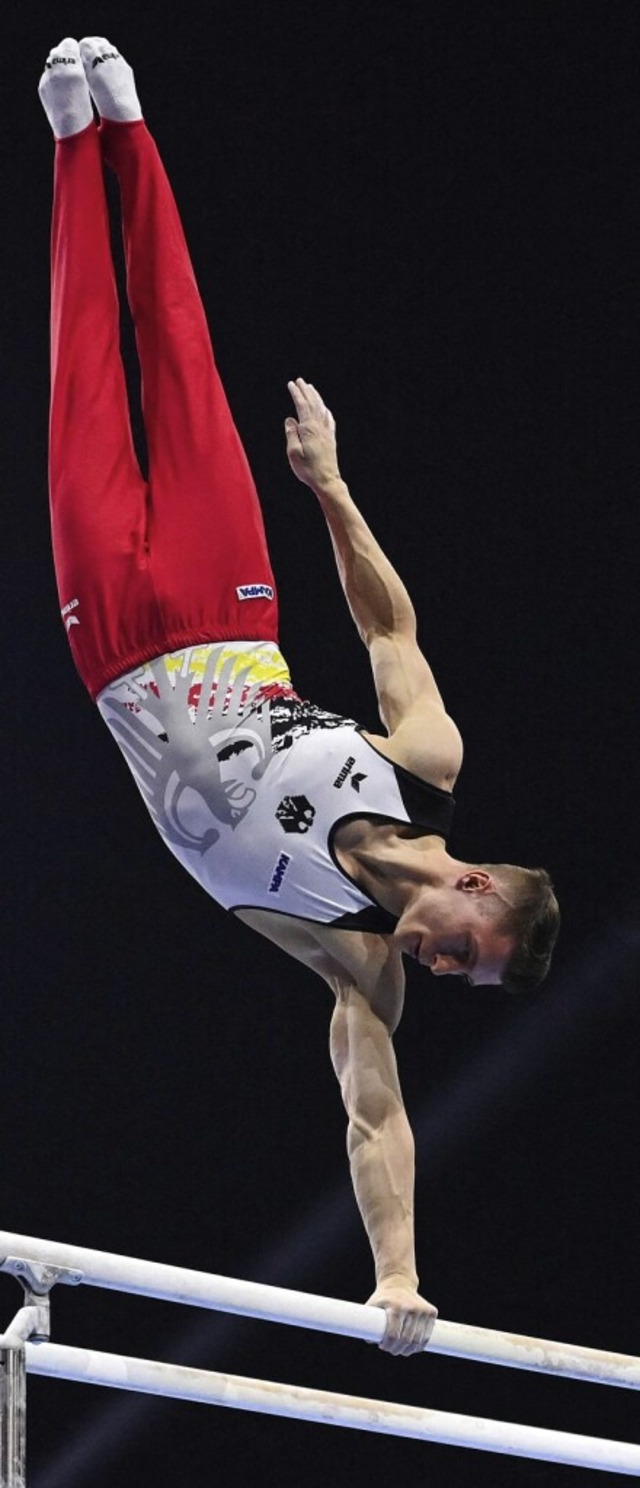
[25,1342,640,1474]
[1,1231,638,1389]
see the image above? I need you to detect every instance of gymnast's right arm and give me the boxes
[238,871,436,1354]
[328,969,438,1356]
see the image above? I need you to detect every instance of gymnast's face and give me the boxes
[394,874,516,987]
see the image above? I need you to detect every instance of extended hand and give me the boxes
[285,377,341,489]
[366,1281,438,1357]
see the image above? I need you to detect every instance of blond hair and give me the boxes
[482,864,560,994]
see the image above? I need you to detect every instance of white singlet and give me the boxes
[97,641,455,931]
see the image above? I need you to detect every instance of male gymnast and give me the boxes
[39,38,559,1357]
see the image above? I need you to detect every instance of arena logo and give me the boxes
[268,851,291,894]
[332,756,368,793]
[236,583,274,601]
[333,755,356,789]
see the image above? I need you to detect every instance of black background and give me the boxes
[2,3,639,1485]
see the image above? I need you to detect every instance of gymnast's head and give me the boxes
[474,863,559,993]
[394,863,560,993]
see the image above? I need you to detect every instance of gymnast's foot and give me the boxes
[79,38,143,123]
[38,39,94,138]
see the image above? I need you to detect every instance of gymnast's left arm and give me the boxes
[329,977,438,1357]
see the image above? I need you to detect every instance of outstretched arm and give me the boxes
[329,971,438,1356]
[285,379,447,734]
[237,907,437,1354]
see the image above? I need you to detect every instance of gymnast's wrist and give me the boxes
[375,1268,420,1293]
[311,474,351,512]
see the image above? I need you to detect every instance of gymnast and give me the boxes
[38,38,559,1357]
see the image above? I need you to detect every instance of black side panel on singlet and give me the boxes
[329,743,456,934]
[391,759,455,838]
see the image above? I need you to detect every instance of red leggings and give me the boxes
[49,118,279,701]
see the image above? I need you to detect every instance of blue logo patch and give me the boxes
[237,583,274,601]
[268,851,291,894]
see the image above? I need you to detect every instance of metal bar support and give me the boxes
[0,1249,57,1485]
[0,1347,26,1488]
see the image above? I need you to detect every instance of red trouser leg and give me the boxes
[49,121,156,698]
[100,120,279,661]
[49,119,279,701]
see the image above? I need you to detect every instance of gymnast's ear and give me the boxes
[455,870,494,894]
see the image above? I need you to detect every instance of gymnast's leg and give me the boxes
[80,38,280,657]
[39,39,155,700]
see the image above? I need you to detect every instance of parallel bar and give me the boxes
[24,1342,640,1475]
[1,1231,639,1389]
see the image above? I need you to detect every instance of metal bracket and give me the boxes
[1,1258,84,1295]
[1,1257,83,1347]
[0,1304,48,1349]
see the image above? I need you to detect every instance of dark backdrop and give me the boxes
[2,4,639,1486]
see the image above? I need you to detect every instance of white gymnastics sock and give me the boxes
[38,39,94,138]
[79,38,143,123]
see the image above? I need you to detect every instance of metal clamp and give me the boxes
[1,1257,84,1295]
[1,1256,83,1347]
[0,1305,48,1349]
